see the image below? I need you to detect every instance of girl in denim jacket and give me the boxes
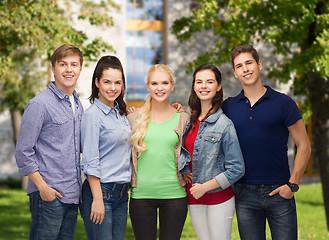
[178,64,245,240]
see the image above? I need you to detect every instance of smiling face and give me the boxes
[52,54,82,96]
[147,70,174,103]
[96,68,123,108]
[193,69,221,104]
[233,52,262,87]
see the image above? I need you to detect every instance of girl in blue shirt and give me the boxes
[80,56,132,240]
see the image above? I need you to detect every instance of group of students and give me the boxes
[15,43,311,240]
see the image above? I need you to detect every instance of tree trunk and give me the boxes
[307,71,329,229]
[10,110,28,190]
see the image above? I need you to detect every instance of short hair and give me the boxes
[230,44,259,68]
[51,44,83,67]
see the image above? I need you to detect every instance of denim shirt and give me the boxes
[80,99,132,184]
[15,82,83,204]
[178,108,245,193]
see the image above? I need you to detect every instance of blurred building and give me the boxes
[0,0,318,181]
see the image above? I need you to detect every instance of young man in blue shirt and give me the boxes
[222,44,311,240]
[15,44,84,240]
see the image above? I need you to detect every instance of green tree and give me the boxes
[0,0,119,188]
[172,0,329,228]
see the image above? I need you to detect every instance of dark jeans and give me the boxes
[129,197,188,240]
[80,180,129,240]
[29,191,78,240]
[235,183,298,240]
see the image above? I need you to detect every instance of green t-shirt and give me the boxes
[131,112,186,199]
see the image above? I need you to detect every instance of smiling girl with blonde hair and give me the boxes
[128,64,189,240]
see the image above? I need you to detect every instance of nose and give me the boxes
[242,64,248,72]
[157,84,163,90]
[201,81,207,88]
[110,83,116,90]
[66,64,72,72]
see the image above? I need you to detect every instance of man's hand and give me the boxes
[269,185,294,199]
[39,185,63,201]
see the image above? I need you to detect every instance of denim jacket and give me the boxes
[178,108,245,193]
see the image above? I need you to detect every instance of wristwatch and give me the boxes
[287,182,299,192]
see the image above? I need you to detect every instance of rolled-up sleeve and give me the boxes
[15,101,44,176]
[215,124,245,189]
[80,110,101,178]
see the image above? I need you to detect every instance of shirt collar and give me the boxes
[48,81,79,100]
[236,85,272,102]
[94,98,119,115]
[204,108,223,123]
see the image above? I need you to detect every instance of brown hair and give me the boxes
[89,55,127,115]
[230,44,259,69]
[51,44,83,67]
[188,64,223,130]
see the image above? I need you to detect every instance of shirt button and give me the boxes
[246,100,249,103]
[194,174,198,177]
[196,149,199,152]
[69,105,71,107]
[249,116,253,120]
[204,124,206,127]
[195,162,198,165]
[199,135,202,139]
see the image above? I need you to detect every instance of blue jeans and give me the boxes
[235,183,297,240]
[29,191,78,240]
[80,180,129,240]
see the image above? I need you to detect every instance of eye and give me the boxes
[72,63,78,67]
[115,81,122,85]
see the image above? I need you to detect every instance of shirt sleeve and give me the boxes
[15,101,44,176]
[215,123,245,189]
[80,109,101,178]
[282,96,302,127]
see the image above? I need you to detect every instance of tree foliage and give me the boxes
[172,0,328,87]
[0,0,119,112]
[172,0,329,228]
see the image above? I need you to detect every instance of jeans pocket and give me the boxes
[233,184,246,199]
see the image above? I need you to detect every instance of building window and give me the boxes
[126,0,164,100]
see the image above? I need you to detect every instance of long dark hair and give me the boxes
[89,55,127,115]
[188,64,223,130]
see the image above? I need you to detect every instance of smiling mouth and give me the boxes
[243,73,253,79]
[199,91,210,95]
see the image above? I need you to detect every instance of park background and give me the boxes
[1,0,328,239]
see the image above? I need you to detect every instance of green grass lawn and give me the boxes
[0,183,327,239]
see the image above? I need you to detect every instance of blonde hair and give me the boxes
[130,64,174,155]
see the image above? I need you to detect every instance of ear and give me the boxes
[171,82,174,92]
[258,60,263,70]
[217,84,222,92]
[232,69,238,79]
[95,78,100,88]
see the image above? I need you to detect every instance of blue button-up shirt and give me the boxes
[15,82,83,204]
[80,99,131,184]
